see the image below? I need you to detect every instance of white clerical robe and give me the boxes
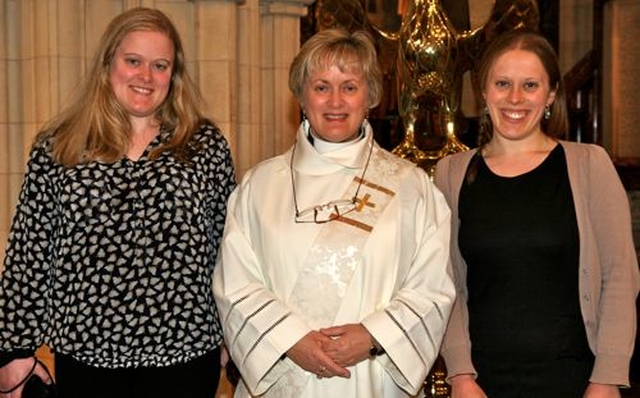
[213,122,455,397]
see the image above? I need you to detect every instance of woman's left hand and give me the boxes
[583,382,621,398]
[319,323,373,367]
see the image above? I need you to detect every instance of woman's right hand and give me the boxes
[449,374,487,398]
[0,357,52,398]
[286,331,351,379]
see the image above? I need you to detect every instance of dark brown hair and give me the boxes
[475,29,568,147]
[464,29,569,184]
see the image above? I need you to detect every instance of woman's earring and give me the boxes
[544,105,551,120]
[483,106,489,115]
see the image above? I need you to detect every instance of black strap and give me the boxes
[0,356,38,394]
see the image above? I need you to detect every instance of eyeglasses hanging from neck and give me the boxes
[290,135,374,224]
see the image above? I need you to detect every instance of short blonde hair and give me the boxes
[288,29,383,109]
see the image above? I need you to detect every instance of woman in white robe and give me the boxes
[213,28,456,398]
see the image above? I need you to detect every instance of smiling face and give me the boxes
[109,30,174,122]
[302,63,370,143]
[483,49,557,144]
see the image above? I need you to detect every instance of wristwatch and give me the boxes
[369,338,385,357]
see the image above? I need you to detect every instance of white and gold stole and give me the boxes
[270,149,412,396]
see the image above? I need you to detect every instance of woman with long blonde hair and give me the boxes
[0,8,235,398]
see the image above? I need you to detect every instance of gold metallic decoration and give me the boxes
[392,0,469,175]
[423,356,450,397]
[314,0,540,175]
[391,0,540,174]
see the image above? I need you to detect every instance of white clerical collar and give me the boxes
[307,124,365,154]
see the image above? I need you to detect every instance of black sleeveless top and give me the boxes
[458,145,593,397]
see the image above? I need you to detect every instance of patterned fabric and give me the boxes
[0,122,236,368]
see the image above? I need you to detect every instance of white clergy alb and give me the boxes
[214,121,456,397]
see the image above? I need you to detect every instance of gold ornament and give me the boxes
[314,0,540,175]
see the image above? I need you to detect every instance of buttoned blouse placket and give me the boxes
[120,136,163,300]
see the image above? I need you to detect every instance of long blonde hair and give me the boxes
[38,7,206,166]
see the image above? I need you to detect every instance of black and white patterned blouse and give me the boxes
[0,122,236,368]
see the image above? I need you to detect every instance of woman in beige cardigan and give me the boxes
[435,29,639,398]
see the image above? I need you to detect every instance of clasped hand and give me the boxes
[285,323,374,379]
